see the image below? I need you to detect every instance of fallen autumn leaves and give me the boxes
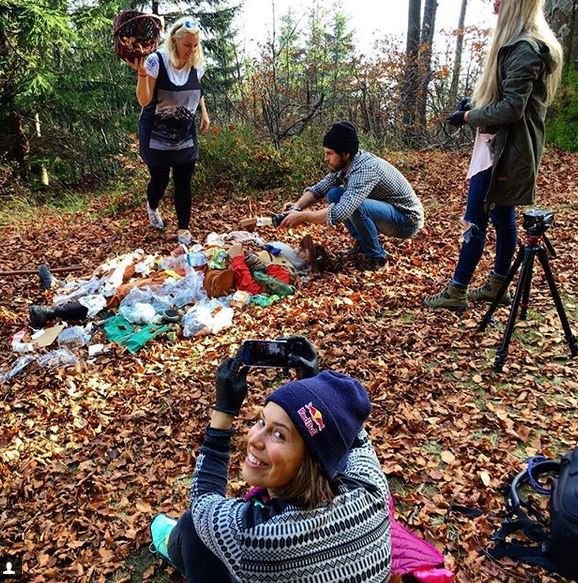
[1,148,577,582]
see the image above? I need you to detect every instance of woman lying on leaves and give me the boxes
[127,16,211,247]
[424,0,563,311]
[149,337,392,582]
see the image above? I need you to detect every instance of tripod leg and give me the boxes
[494,248,536,372]
[519,254,534,321]
[536,248,578,357]
[478,246,525,332]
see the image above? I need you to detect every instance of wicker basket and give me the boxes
[113,10,162,61]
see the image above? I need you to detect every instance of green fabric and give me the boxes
[468,34,552,209]
[249,294,281,307]
[252,271,295,297]
[103,315,169,354]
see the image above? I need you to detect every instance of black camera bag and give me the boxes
[489,447,578,580]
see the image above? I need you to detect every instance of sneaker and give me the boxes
[149,514,176,563]
[468,272,512,305]
[177,229,193,246]
[147,204,164,230]
[423,282,468,311]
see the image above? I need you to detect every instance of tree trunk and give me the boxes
[416,0,438,130]
[449,0,468,106]
[402,0,422,146]
[545,0,578,74]
[5,111,30,181]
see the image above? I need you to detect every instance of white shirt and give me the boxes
[144,48,205,86]
[467,131,495,180]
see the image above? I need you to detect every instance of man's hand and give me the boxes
[280,210,307,228]
[446,110,467,127]
[214,356,249,416]
[282,202,301,212]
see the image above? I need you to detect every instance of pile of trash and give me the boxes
[1,230,328,383]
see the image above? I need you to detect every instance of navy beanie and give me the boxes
[266,370,371,479]
[322,121,359,155]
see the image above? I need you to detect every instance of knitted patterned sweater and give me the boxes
[189,426,392,582]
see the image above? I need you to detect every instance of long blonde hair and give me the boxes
[473,0,563,108]
[162,16,205,70]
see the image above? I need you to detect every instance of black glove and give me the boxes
[446,110,467,127]
[214,356,249,416]
[282,335,320,379]
[457,96,472,112]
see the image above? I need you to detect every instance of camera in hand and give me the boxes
[241,339,289,368]
[523,208,554,236]
[271,213,288,227]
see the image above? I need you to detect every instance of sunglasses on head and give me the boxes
[171,18,200,35]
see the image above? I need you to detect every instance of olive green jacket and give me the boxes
[468,34,555,210]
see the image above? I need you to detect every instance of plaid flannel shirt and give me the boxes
[307,150,424,228]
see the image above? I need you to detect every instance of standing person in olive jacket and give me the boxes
[424,0,563,311]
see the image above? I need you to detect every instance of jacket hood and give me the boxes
[505,32,555,73]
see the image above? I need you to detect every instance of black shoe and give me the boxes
[356,255,388,272]
[339,242,363,259]
[29,305,56,328]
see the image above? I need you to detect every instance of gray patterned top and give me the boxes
[190,427,392,582]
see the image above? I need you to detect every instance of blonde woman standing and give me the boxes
[425,0,562,311]
[128,16,210,246]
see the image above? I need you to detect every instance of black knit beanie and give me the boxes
[266,370,371,479]
[322,121,359,155]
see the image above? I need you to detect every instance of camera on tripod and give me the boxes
[522,208,554,236]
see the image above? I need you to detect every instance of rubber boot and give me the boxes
[468,272,512,305]
[423,282,468,311]
[29,301,89,328]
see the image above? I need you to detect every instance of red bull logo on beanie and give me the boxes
[298,402,326,436]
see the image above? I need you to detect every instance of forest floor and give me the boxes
[1,148,578,583]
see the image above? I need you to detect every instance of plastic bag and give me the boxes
[166,272,206,307]
[182,299,234,337]
[11,329,35,353]
[118,301,158,324]
[77,294,107,317]
[37,348,79,370]
[0,355,35,383]
[57,325,92,348]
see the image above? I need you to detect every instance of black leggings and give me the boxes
[168,510,231,583]
[147,161,196,230]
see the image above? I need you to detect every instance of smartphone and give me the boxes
[241,339,289,368]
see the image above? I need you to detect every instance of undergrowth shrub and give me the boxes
[547,70,578,152]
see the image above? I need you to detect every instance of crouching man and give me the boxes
[281,121,424,271]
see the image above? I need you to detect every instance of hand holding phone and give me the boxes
[282,335,319,378]
[214,356,249,416]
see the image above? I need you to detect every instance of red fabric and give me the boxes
[231,255,263,295]
[265,264,293,284]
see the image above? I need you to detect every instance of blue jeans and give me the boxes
[327,187,419,259]
[452,168,517,287]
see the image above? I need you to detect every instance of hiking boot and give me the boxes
[29,305,56,328]
[468,272,512,305]
[423,282,468,311]
[149,513,176,564]
[147,204,164,230]
[177,229,193,246]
